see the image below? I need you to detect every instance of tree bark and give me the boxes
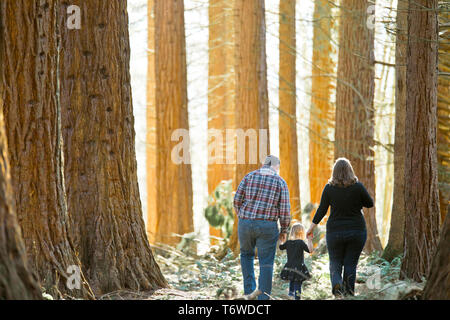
[0,0,92,299]
[309,0,335,216]
[382,0,408,261]
[146,0,194,246]
[422,209,450,299]
[401,0,440,282]
[437,1,449,224]
[59,0,167,294]
[207,0,236,243]
[279,0,301,221]
[334,0,382,252]
[228,0,270,255]
[0,80,42,299]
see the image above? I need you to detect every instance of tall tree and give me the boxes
[400,0,440,282]
[334,0,382,252]
[309,0,335,214]
[0,89,42,299]
[207,0,236,242]
[59,0,167,294]
[382,0,408,261]
[147,0,194,246]
[279,0,301,221]
[437,1,450,224]
[422,210,450,299]
[0,0,91,298]
[228,0,270,255]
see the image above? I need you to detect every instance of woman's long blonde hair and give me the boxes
[328,157,358,187]
[289,223,305,240]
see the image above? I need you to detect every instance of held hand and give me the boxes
[279,232,287,243]
[306,224,316,239]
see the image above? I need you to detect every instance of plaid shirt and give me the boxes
[233,165,291,234]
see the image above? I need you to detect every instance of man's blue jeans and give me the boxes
[238,218,279,300]
[326,229,366,295]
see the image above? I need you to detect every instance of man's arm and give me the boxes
[279,180,291,234]
[233,175,247,213]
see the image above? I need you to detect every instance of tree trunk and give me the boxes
[422,209,450,299]
[309,0,335,217]
[0,84,42,299]
[228,0,270,255]
[437,1,450,224]
[146,0,194,246]
[279,0,301,221]
[401,0,440,282]
[59,0,167,294]
[0,0,92,299]
[207,0,236,243]
[334,0,382,252]
[382,0,408,261]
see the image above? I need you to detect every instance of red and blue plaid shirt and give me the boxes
[233,165,291,234]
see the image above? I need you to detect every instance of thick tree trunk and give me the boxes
[401,0,440,282]
[146,0,194,246]
[228,0,270,255]
[207,0,236,243]
[59,0,167,294]
[279,0,301,221]
[309,0,334,215]
[422,209,450,299]
[334,0,382,252]
[0,89,42,299]
[0,0,92,299]
[382,0,408,261]
[437,1,450,224]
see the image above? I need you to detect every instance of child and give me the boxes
[279,223,314,300]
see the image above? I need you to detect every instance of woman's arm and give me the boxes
[359,182,374,208]
[311,185,330,225]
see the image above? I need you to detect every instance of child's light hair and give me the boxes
[289,222,305,240]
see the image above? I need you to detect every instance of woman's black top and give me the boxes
[312,182,374,233]
[279,240,310,281]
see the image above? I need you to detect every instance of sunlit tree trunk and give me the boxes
[400,0,440,282]
[0,88,42,299]
[437,2,450,224]
[207,0,236,243]
[147,0,157,243]
[423,210,450,299]
[334,0,382,252]
[382,0,408,261]
[228,0,270,255]
[0,0,91,298]
[309,0,334,218]
[146,0,194,246]
[59,0,167,294]
[279,0,301,221]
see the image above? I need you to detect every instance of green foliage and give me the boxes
[204,180,234,239]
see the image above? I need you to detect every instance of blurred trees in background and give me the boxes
[309,0,334,220]
[279,0,301,221]
[146,0,194,246]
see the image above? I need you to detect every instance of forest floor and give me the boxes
[98,241,425,301]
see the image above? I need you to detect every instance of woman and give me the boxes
[306,157,374,297]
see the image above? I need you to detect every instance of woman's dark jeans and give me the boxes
[326,229,366,296]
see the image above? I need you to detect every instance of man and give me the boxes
[233,155,291,300]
